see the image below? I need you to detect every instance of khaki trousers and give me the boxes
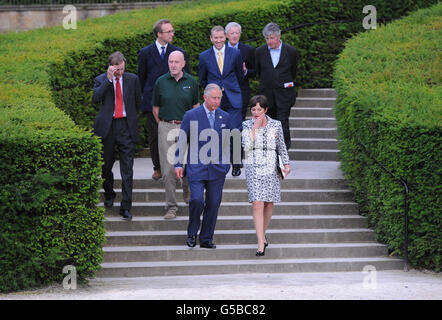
[158,121,189,210]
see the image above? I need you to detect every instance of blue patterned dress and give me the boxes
[242,116,290,203]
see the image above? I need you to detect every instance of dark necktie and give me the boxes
[208,111,214,129]
[160,46,165,60]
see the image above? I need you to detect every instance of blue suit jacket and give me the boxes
[137,43,189,112]
[198,46,244,109]
[175,105,232,181]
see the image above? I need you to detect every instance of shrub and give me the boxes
[334,3,442,270]
[0,102,104,292]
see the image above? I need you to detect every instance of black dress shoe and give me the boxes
[120,209,132,220]
[264,235,269,248]
[104,196,115,208]
[200,241,216,249]
[232,166,241,177]
[186,236,196,248]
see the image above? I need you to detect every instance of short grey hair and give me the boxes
[204,83,222,97]
[262,22,281,37]
[210,25,225,37]
[225,22,242,34]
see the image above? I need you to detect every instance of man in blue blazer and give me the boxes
[225,22,256,120]
[198,25,244,176]
[138,19,190,180]
[175,84,233,249]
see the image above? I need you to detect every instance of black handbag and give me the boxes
[276,154,285,180]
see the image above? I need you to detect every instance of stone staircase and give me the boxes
[290,88,338,161]
[97,88,402,277]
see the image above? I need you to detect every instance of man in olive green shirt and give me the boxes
[152,50,200,219]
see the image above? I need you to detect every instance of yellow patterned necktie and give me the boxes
[217,51,223,75]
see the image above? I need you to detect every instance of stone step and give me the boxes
[291,107,334,118]
[294,97,337,108]
[104,215,367,232]
[102,243,388,262]
[291,128,338,139]
[104,228,376,246]
[289,149,338,161]
[97,88,404,277]
[114,178,349,190]
[97,256,403,277]
[102,201,359,216]
[102,189,354,203]
[289,117,337,128]
[297,88,337,98]
[291,138,338,150]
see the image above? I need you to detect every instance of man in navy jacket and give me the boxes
[198,25,244,176]
[138,19,189,180]
[225,21,256,120]
[175,84,233,249]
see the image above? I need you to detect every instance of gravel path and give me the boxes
[2,270,441,300]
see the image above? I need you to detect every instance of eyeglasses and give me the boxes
[161,30,175,34]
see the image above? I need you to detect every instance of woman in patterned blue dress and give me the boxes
[242,95,290,256]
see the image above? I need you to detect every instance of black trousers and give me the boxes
[241,86,251,121]
[145,111,161,171]
[265,91,293,150]
[221,94,242,167]
[102,118,134,212]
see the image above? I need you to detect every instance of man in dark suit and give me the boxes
[175,84,232,249]
[198,25,244,176]
[138,19,190,181]
[93,51,141,220]
[225,22,256,120]
[255,22,299,150]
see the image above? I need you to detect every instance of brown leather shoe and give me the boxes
[152,170,162,181]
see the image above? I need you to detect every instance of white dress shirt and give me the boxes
[111,75,126,117]
[268,40,282,68]
[155,40,168,56]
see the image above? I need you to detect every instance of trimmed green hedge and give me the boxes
[0,103,105,292]
[0,0,439,292]
[334,3,442,270]
[46,0,438,148]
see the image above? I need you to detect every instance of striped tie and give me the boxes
[208,111,214,129]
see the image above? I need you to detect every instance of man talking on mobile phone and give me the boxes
[92,51,141,221]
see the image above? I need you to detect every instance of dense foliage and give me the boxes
[334,3,441,270]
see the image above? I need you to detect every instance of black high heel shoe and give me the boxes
[256,250,265,256]
[256,243,266,257]
[264,235,269,248]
